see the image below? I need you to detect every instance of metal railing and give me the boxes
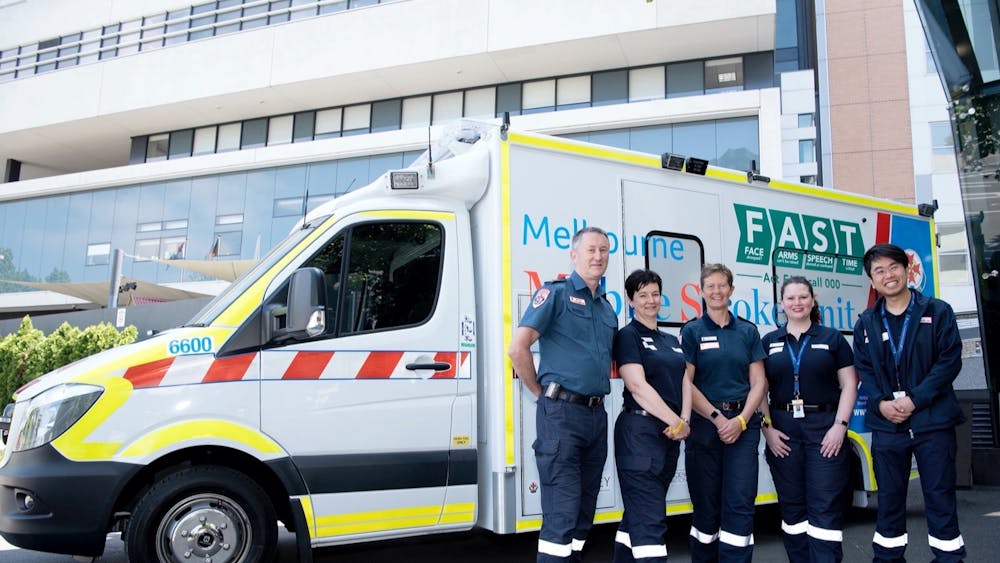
[0,0,393,82]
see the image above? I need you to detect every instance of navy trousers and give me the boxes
[613,411,681,563]
[685,410,760,563]
[533,395,609,562]
[765,410,848,563]
[871,427,965,563]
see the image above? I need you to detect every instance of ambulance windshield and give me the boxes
[184,214,332,327]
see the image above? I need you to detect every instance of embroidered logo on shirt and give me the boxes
[641,337,657,351]
[531,288,550,308]
[920,316,933,324]
[569,296,586,306]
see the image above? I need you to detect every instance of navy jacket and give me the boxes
[853,289,965,433]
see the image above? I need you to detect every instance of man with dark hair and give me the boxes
[509,226,616,562]
[853,243,966,563]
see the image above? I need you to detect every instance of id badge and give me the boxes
[892,391,907,400]
[791,398,805,419]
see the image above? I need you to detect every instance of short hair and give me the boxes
[624,269,662,300]
[780,275,822,324]
[700,263,733,287]
[571,226,609,250]
[862,243,908,277]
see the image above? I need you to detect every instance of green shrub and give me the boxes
[0,316,138,405]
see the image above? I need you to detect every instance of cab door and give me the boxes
[259,208,467,542]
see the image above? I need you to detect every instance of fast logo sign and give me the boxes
[733,204,865,273]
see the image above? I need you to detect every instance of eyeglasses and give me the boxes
[870,262,905,279]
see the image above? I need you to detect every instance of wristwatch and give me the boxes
[836,419,849,427]
[710,409,720,420]
[761,415,771,429]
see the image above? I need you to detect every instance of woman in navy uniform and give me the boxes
[680,263,767,563]
[613,269,691,563]
[759,276,858,562]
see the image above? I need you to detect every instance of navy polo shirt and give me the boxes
[680,314,766,403]
[614,319,686,412]
[518,271,617,396]
[761,323,854,406]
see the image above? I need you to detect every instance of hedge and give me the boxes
[0,316,138,405]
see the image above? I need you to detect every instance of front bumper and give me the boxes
[0,444,136,556]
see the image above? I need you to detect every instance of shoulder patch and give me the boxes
[532,288,550,308]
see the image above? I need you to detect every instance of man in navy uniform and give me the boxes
[853,243,966,563]
[509,226,617,562]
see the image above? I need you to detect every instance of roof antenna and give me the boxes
[300,185,310,230]
[426,126,434,179]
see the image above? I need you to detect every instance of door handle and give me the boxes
[405,362,452,371]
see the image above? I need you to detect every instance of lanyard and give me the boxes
[880,293,914,391]
[787,334,810,399]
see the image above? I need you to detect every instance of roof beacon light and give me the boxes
[390,171,420,190]
[661,152,686,171]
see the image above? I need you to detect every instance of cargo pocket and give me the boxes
[533,439,560,484]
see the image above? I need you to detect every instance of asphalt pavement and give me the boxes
[2,481,999,561]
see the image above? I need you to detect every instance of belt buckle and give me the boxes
[587,396,601,407]
[721,401,733,410]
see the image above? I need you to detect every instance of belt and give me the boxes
[710,400,745,411]
[623,406,652,417]
[775,402,836,413]
[544,382,604,407]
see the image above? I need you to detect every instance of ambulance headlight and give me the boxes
[12,384,103,452]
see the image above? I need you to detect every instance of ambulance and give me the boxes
[0,122,937,562]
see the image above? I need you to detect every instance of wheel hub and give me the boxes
[159,497,249,563]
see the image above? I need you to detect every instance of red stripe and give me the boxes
[875,211,891,244]
[124,357,175,388]
[430,352,457,379]
[356,351,403,379]
[283,351,334,380]
[203,353,257,383]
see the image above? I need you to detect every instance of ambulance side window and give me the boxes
[302,221,443,336]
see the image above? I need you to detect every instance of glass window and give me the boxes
[628,67,663,102]
[162,237,187,259]
[118,20,141,56]
[213,230,242,257]
[522,79,555,114]
[775,0,798,50]
[557,75,590,109]
[147,134,169,162]
[496,83,522,117]
[193,126,217,155]
[931,121,956,171]
[315,108,342,138]
[715,117,759,170]
[101,23,121,59]
[241,118,268,149]
[319,1,348,14]
[371,99,402,133]
[216,0,242,35]
[432,92,463,124]
[464,88,496,119]
[274,197,303,217]
[798,113,814,127]
[293,111,315,142]
[86,242,111,266]
[217,213,244,225]
[169,129,194,159]
[402,96,431,128]
[925,42,937,74]
[268,115,294,145]
[269,1,292,24]
[57,32,82,69]
[190,2,217,40]
[800,175,817,185]
[242,2,269,29]
[593,69,628,106]
[165,8,190,46]
[134,238,160,261]
[217,123,242,152]
[705,57,743,93]
[308,221,442,335]
[744,52,774,89]
[164,219,189,230]
[290,0,318,20]
[35,37,59,74]
[342,104,371,135]
[674,121,717,163]
[938,222,970,284]
[798,139,816,163]
[667,61,703,98]
[138,221,162,232]
[140,13,166,51]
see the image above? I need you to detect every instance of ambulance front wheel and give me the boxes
[125,465,278,563]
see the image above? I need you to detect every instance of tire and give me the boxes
[124,465,278,563]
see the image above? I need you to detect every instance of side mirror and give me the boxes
[274,267,327,341]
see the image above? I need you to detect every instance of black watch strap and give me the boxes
[710,409,720,419]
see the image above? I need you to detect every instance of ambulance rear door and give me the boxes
[258,206,474,544]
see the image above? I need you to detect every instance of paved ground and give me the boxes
[3,482,999,561]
